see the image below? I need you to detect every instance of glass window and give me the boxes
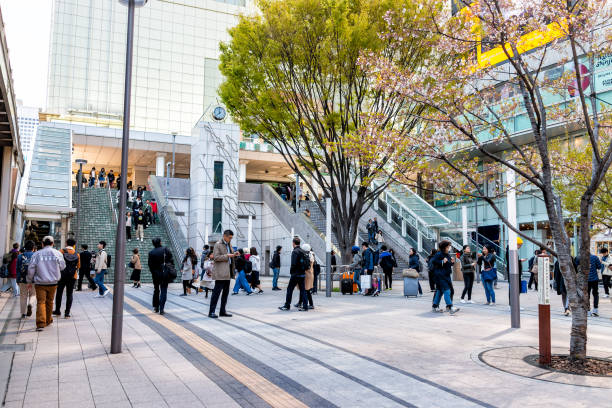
[212,198,223,234]
[214,161,223,189]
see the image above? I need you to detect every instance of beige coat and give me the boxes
[304,251,314,290]
[212,239,235,281]
[131,254,141,269]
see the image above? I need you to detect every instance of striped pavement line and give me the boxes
[122,293,309,408]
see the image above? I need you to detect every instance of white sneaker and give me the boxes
[102,290,110,297]
[468,300,474,304]
[460,299,466,304]
[490,302,495,306]
[449,306,460,315]
[592,309,599,317]
[432,307,443,313]
[94,294,103,298]
[604,294,610,298]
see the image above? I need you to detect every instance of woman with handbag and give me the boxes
[147,238,175,315]
[249,247,264,294]
[180,248,199,296]
[460,245,476,303]
[478,245,496,306]
[129,248,141,288]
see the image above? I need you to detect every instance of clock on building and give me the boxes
[212,106,227,121]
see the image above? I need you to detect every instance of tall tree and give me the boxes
[365,0,611,359]
[219,0,431,262]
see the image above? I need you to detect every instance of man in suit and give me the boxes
[209,230,237,318]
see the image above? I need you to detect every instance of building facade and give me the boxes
[16,102,39,162]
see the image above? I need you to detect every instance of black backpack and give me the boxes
[380,254,394,269]
[62,251,79,279]
[245,259,253,274]
[299,249,311,273]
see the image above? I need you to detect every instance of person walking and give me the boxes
[76,244,96,291]
[584,253,603,317]
[208,230,236,318]
[200,252,215,298]
[53,238,80,318]
[108,169,116,188]
[296,244,315,309]
[98,167,106,188]
[431,241,460,314]
[151,199,158,224]
[148,238,175,315]
[249,247,264,294]
[270,246,282,291]
[407,248,423,295]
[600,247,611,298]
[362,242,375,275]
[378,245,396,290]
[1,243,19,296]
[460,245,476,303]
[366,219,375,244]
[180,248,199,296]
[94,241,110,298]
[130,248,141,288]
[17,240,36,318]
[350,246,362,294]
[232,249,253,295]
[27,236,65,331]
[278,237,309,312]
[136,209,145,241]
[426,248,437,292]
[144,200,152,226]
[528,250,540,290]
[125,212,132,242]
[478,245,497,306]
[553,259,570,316]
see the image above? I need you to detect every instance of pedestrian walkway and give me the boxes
[1,278,611,407]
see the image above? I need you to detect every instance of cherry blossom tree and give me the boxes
[364,0,612,360]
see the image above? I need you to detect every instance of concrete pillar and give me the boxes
[155,153,166,177]
[239,160,248,183]
[0,147,12,253]
[417,230,423,253]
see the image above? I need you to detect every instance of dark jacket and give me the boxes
[431,251,453,291]
[460,252,475,273]
[79,250,93,271]
[148,246,174,281]
[577,254,603,282]
[16,251,34,284]
[270,251,281,268]
[290,246,307,276]
[505,245,523,274]
[379,251,395,270]
[554,260,566,295]
[408,254,420,272]
[478,253,496,281]
[235,255,246,273]
[362,248,374,270]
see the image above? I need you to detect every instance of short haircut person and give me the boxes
[599,247,609,254]
[293,237,301,246]
[381,245,387,251]
[438,240,451,252]
[24,240,35,251]
[42,236,54,246]
[133,248,139,254]
[276,245,282,251]
[152,237,162,248]
[12,242,19,249]
[99,240,106,248]
[362,242,369,248]
[81,244,88,250]
[223,229,234,237]
[67,238,76,247]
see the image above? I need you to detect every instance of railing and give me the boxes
[148,176,188,266]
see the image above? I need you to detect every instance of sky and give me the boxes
[1,0,52,109]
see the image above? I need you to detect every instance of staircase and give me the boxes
[73,187,174,283]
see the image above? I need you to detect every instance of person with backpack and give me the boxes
[17,241,36,318]
[231,249,253,295]
[53,238,80,319]
[249,247,264,294]
[148,238,175,315]
[76,244,96,291]
[94,241,110,298]
[378,245,396,290]
[270,245,282,291]
[350,246,363,294]
[180,248,199,296]
[295,243,315,309]
[278,237,309,311]
[27,236,66,331]
[1,243,20,296]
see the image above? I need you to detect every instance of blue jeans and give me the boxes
[272,267,280,288]
[483,279,495,303]
[233,270,252,294]
[1,278,19,296]
[433,288,452,307]
[94,270,107,295]
[353,269,362,291]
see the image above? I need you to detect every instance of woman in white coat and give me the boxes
[249,247,264,294]
[180,247,199,296]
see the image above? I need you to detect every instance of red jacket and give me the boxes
[7,249,18,278]
[151,202,158,213]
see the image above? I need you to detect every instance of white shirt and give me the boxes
[250,255,260,272]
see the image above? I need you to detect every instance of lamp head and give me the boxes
[118,0,148,6]
[75,159,87,165]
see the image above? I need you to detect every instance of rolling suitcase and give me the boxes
[341,269,354,295]
[403,277,419,297]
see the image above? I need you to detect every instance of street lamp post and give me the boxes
[75,159,87,246]
[111,0,148,355]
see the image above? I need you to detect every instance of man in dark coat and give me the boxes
[148,238,174,315]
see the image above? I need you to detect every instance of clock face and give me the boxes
[212,106,226,121]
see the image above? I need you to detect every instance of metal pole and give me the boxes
[507,167,520,328]
[111,0,136,354]
[76,163,83,245]
[165,162,170,203]
[537,255,551,364]
[172,133,176,178]
[325,197,332,297]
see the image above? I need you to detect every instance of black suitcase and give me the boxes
[341,278,353,295]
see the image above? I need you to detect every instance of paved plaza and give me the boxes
[1,278,611,408]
